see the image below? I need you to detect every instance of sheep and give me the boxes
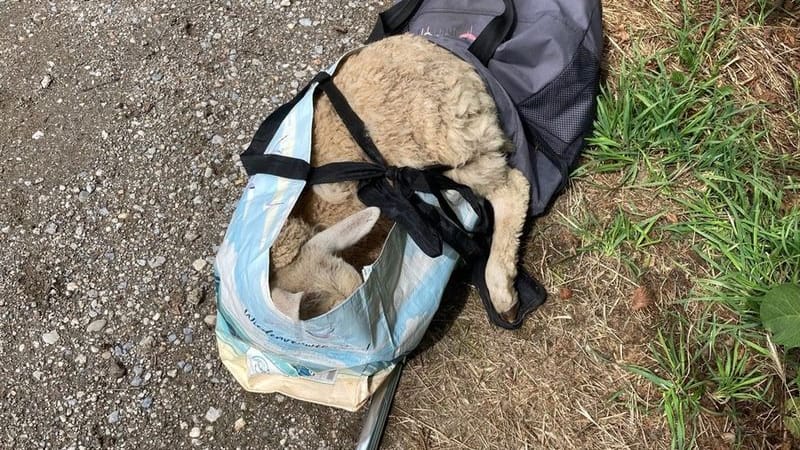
[270,33,529,322]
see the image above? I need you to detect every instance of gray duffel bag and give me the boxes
[369,0,603,215]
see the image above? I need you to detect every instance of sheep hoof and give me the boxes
[499,302,519,324]
[485,265,518,322]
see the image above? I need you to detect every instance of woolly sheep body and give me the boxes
[270,34,529,321]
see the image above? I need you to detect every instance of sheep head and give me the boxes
[270,207,381,321]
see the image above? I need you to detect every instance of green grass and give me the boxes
[627,324,704,450]
[563,209,664,257]
[575,1,800,448]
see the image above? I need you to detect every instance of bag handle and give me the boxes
[241,72,330,162]
[368,0,517,66]
[468,0,516,65]
[367,0,424,42]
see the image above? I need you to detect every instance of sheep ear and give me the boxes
[271,288,303,321]
[305,207,380,253]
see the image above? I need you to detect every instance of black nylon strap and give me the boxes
[310,161,490,259]
[367,0,423,42]
[471,257,546,330]
[336,156,545,328]
[240,72,331,175]
[309,161,387,184]
[311,162,485,235]
[468,0,516,66]
[368,0,516,67]
[316,79,388,167]
[240,154,311,179]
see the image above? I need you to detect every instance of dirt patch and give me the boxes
[381,183,670,449]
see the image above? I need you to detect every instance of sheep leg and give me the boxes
[481,169,529,321]
[447,158,529,321]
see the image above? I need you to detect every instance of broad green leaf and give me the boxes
[759,284,800,348]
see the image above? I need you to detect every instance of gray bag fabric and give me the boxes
[369,0,603,216]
